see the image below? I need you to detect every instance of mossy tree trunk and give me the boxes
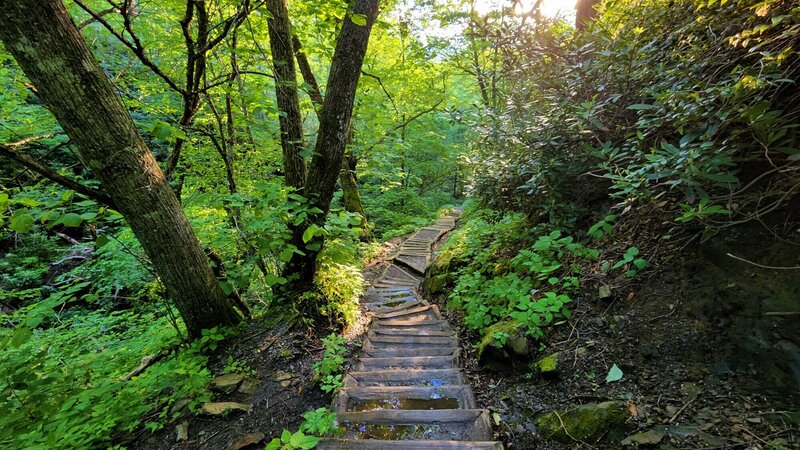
[0,0,241,338]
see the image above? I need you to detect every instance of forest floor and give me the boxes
[431,208,800,449]
[127,237,405,450]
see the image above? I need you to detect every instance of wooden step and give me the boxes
[356,355,459,370]
[336,409,494,441]
[377,318,450,328]
[372,326,455,337]
[343,369,467,387]
[317,439,503,449]
[367,332,456,345]
[362,341,458,358]
[332,385,476,413]
[375,304,437,320]
[364,300,427,313]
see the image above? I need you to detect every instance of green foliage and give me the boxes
[447,204,598,340]
[223,356,256,377]
[0,284,215,448]
[312,333,347,394]
[463,0,800,226]
[265,407,340,450]
[0,232,62,291]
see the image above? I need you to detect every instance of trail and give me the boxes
[319,216,503,449]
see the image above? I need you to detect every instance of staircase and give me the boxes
[318,217,504,450]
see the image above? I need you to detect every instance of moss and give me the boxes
[534,352,560,374]
[477,320,522,360]
[536,401,629,443]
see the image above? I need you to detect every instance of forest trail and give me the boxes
[318,216,503,449]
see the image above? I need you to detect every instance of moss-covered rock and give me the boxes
[476,320,530,371]
[536,401,629,443]
[532,352,562,378]
[424,244,460,295]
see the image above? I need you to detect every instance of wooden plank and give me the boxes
[344,369,466,387]
[356,354,459,370]
[317,439,503,449]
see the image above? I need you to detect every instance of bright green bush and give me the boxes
[0,286,214,449]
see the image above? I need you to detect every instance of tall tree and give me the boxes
[0,0,242,338]
[263,0,381,291]
[266,0,307,189]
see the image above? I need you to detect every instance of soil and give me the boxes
[430,209,800,449]
[125,239,404,450]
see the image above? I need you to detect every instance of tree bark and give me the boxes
[288,0,381,287]
[575,0,599,30]
[266,0,306,189]
[0,0,241,338]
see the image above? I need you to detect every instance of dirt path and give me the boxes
[318,217,503,449]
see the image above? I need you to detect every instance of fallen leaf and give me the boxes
[606,364,624,383]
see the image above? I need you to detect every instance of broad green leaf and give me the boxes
[59,213,83,227]
[351,13,367,26]
[9,212,34,233]
[606,364,623,383]
[95,235,110,248]
[627,103,656,110]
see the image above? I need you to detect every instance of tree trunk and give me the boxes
[0,0,241,338]
[575,0,599,30]
[288,0,381,288]
[266,0,306,189]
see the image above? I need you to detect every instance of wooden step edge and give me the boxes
[366,331,455,344]
[317,438,504,449]
[332,385,477,413]
[355,354,460,370]
[375,304,432,319]
[343,368,466,388]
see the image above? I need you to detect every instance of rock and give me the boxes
[598,285,612,299]
[271,370,297,388]
[212,373,245,393]
[423,245,460,295]
[621,429,665,446]
[536,401,629,443]
[175,421,189,442]
[230,432,266,450]
[170,398,191,414]
[575,347,588,358]
[532,352,562,379]
[238,378,260,395]
[476,321,530,371]
[200,402,253,416]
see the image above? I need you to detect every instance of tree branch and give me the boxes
[0,144,116,208]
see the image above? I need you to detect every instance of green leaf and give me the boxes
[627,103,656,110]
[11,326,33,348]
[59,213,84,227]
[290,431,320,449]
[9,211,34,233]
[281,429,292,443]
[606,364,623,383]
[351,13,367,26]
[265,438,281,450]
[633,258,647,270]
[302,226,315,243]
[95,235,110,248]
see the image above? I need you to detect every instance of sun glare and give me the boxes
[473,0,577,19]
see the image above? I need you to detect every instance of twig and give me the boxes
[726,252,800,270]
[668,395,698,423]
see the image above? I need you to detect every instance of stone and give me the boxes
[598,285,612,299]
[271,370,295,382]
[200,402,253,416]
[575,347,588,358]
[271,370,297,387]
[621,429,665,446]
[175,421,189,442]
[238,378,260,395]
[536,401,629,443]
[212,373,245,393]
[477,320,530,371]
[170,398,191,414]
[230,432,266,450]
[532,352,562,379]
